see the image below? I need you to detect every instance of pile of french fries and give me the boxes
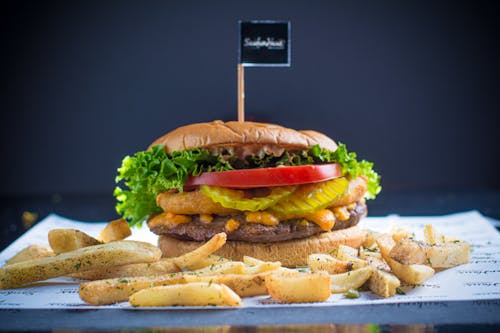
[0,219,470,307]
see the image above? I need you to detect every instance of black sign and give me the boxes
[239,21,290,67]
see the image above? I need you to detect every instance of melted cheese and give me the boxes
[245,211,279,226]
[304,209,336,231]
[333,207,350,221]
[199,214,214,223]
[225,218,240,233]
[147,212,191,228]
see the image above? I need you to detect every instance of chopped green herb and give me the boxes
[74,263,81,271]
[344,288,360,299]
[209,264,215,271]
[118,278,129,283]
[396,287,406,295]
[208,279,213,287]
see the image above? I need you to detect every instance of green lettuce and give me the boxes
[114,143,381,226]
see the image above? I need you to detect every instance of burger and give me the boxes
[114,120,381,267]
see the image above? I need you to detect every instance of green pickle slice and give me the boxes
[200,185,296,212]
[269,177,349,215]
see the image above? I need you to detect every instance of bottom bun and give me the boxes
[158,226,366,267]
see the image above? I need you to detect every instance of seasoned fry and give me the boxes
[5,245,54,266]
[0,241,161,289]
[329,266,373,293]
[192,261,246,275]
[75,232,229,280]
[242,256,267,266]
[376,234,435,285]
[424,224,443,245]
[308,254,353,274]
[71,258,179,280]
[363,254,391,272]
[334,245,369,270]
[360,247,382,261]
[423,224,459,244]
[98,219,131,243]
[48,229,102,253]
[362,229,382,248]
[389,238,428,265]
[389,237,470,268]
[242,261,281,274]
[185,272,273,297]
[336,245,359,259]
[129,282,242,307]
[174,232,227,270]
[265,271,331,303]
[424,241,470,268]
[389,226,414,243]
[184,255,229,271]
[368,268,400,298]
[80,272,188,305]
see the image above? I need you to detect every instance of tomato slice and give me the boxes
[184,164,342,188]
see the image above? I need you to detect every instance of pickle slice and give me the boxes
[200,185,296,212]
[269,177,349,215]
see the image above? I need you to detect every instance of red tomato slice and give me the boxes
[184,164,342,188]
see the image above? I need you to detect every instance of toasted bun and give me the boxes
[150,120,338,153]
[158,226,365,267]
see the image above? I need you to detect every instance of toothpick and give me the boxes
[238,63,245,122]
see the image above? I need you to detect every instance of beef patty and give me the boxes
[149,201,367,243]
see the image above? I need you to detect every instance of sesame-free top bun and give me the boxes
[150,120,338,153]
[158,226,366,267]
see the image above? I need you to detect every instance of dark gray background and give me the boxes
[1,0,499,198]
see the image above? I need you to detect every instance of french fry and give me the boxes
[242,256,269,266]
[191,261,246,275]
[242,256,282,274]
[424,241,470,268]
[129,282,242,307]
[5,245,54,266]
[0,241,161,289]
[185,272,273,297]
[184,255,229,271]
[389,238,428,265]
[308,254,353,274]
[423,224,460,245]
[80,272,187,305]
[265,271,331,303]
[389,226,414,243]
[423,224,446,245]
[75,232,230,280]
[242,261,281,275]
[48,229,102,253]
[359,247,383,260]
[71,258,179,280]
[98,219,131,243]
[368,268,400,298]
[174,233,227,270]
[362,229,382,248]
[363,255,391,272]
[329,266,373,293]
[336,245,359,259]
[334,245,369,270]
[389,237,470,268]
[376,234,435,285]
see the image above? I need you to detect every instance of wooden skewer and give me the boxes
[238,63,245,122]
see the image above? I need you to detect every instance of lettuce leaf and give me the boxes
[114,144,381,226]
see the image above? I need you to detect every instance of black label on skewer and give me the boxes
[239,21,290,67]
